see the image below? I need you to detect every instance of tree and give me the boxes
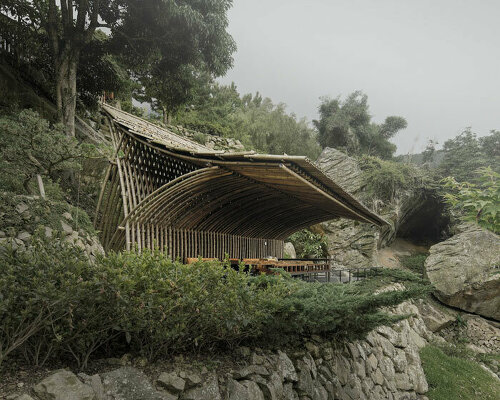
[438,128,484,182]
[1,1,235,136]
[422,139,438,165]
[314,91,407,159]
[138,65,195,124]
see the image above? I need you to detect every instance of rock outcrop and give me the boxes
[424,224,500,321]
[315,148,381,267]
[315,148,449,267]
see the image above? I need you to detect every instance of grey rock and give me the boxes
[395,373,412,391]
[182,373,221,400]
[16,203,29,214]
[102,367,168,400]
[242,380,265,400]
[157,372,185,393]
[178,371,202,388]
[415,300,456,332]
[295,362,315,398]
[13,395,35,400]
[393,349,408,373]
[312,385,329,400]
[33,369,95,400]
[250,352,265,365]
[283,383,299,400]
[62,211,73,221]
[233,365,269,379]
[424,224,500,320]
[90,375,105,400]
[283,242,297,259]
[16,231,31,241]
[226,379,265,400]
[256,372,283,400]
[278,351,298,382]
[60,220,73,235]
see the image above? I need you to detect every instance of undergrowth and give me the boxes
[420,345,500,400]
[398,253,428,276]
[0,236,431,370]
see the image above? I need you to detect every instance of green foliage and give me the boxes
[288,229,327,258]
[0,192,95,239]
[263,268,432,342]
[420,345,500,400]
[0,109,103,215]
[192,132,207,145]
[438,128,500,183]
[398,253,428,275]
[0,110,95,195]
[0,241,431,369]
[175,85,321,159]
[0,235,94,368]
[359,155,424,202]
[441,167,500,234]
[314,92,407,159]
[1,1,236,135]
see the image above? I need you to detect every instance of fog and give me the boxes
[220,0,500,154]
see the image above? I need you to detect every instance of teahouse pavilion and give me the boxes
[95,104,386,261]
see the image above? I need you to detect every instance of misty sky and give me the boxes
[219,0,500,154]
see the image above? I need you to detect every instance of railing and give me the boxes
[265,257,384,283]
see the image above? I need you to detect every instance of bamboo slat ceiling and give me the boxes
[97,104,387,254]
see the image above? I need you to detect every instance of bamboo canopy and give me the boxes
[95,103,387,260]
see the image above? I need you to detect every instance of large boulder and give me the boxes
[424,225,500,321]
[33,370,95,400]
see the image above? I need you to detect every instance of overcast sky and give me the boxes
[219,0,500,154]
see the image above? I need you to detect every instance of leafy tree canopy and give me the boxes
[0,0,235,136]
[438,128,500,182]
[313,91,407,159]
[172,83,322,159]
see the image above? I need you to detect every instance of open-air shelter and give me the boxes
[95,104,386,262]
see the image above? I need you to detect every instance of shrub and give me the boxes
[0,241,431,369]
[192,132,207,145]
[359,155,425,202]
[288,229,327,258]
[0,234,94,368]
[95,251,288,359]
[441,167,499,234]
[398,253,428,276]
[262,268,431,343]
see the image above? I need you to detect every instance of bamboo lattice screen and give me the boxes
[95,104,386,261]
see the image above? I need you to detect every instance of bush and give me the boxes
[262,268,431,343]
[398,253,428,276]
[0,239,431,369]
[288,229,328,258]
[441,167,499,234]
[359,155,425,202]
[0,235,95,368]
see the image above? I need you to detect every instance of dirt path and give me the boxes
[375,238,429,269]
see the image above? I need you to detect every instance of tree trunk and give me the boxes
[162,106,172,125]
[55,52,79,137]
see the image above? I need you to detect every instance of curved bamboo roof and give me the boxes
[98,104,387,251]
